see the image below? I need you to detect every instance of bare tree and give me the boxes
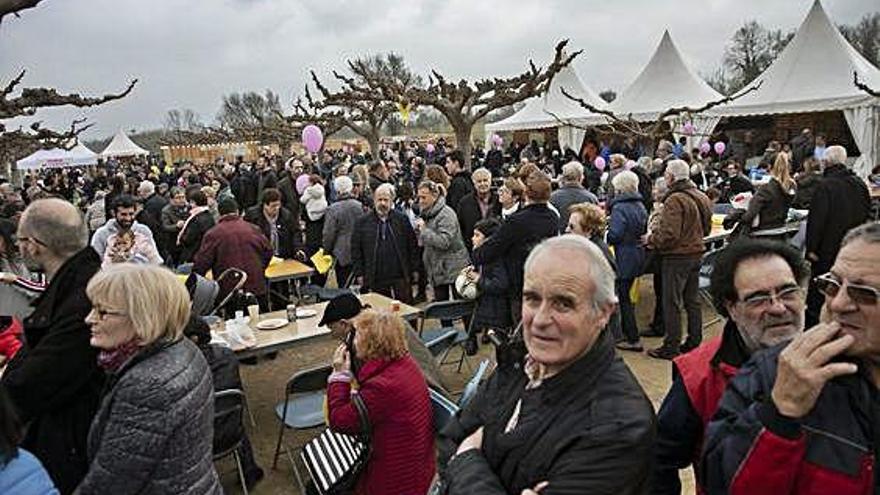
[854,71,879,97]
[215,90,299,150]
[362,40,580,165]
[163,108,202,133]
[840,13,879,67]
[721,21,793,93]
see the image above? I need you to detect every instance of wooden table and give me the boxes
[266,259,315,283]
[230,292,422,359]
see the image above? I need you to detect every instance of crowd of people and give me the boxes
[0,128,875,495]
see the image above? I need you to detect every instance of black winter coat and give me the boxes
[276,175,302,221]
[725,177,793,234]
[473,257,511,330]
[447,172,476,214]
[437,330,656,494]
[806,164,870,270]
[351,210,418,289]
[178,210,216,264]
[457,192,501,252]
[472,204,558,298]
[1,247,104,494]
[243,205,303,259]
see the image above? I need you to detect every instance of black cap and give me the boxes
[318,293,364,327]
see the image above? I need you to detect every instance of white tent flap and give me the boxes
[844,105,880,178]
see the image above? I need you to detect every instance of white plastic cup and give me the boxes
[247,304,259,322]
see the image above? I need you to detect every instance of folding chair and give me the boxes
[298,258,355,304]
[417,300,476,373]
[699,247,724,328]
[272,363,333,485]
[212,389,250,495]
[429,388,459,436]
[210,268,248,317]
[458,359,490,409]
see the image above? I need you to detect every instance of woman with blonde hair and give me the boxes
[730,151,796,234]
[327,309,434,495]
[498,177,525,219]
[76,264,221,494]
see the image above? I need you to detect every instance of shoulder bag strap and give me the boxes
[351,392,372,444]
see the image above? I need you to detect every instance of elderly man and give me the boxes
[135,180,168,243]
[445,150,476,214]
[416,180,471,306]
[702,222,880,494]
[438,235,655,494]
[322,176,363,286]
[550,161,598,232]
[804,145,870,327]
[652,239,809,494]
[457,168,501,253]
[351,183,418,302]
[473,170,558,323]
[91,194,163,267]
[647,160,712,360]
[2,198,104,493]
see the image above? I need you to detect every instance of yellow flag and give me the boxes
[310,248,334,275]
[397,101,412,126]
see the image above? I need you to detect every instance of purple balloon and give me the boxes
[594,156,606,172]
[491,134,503,147]
[301,125,324,153]
[425,143,435,154]
[700,142,711,154]
[295,174,310,195]
[714,141,726,156]
[682,121,695,136]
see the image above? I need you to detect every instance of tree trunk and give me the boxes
[452,124,473,168]
[367,133,380,161]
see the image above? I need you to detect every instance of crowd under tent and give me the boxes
[711,0,880,176]
[100,129,150,159]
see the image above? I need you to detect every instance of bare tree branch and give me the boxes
[0,74,137,119]
[854,71,880,97]
[0,0,43,25]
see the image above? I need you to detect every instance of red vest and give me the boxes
[673,336,741,494]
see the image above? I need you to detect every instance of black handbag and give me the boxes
[301,392,371,495]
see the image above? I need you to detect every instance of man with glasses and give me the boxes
[1,198,104,493]
[651,239,808,494]
[702,221,880,494]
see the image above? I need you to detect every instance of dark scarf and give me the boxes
[97,340,141,372]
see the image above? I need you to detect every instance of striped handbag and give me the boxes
[301,392,371,495]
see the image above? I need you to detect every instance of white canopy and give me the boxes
[609,30,722,122]
[16,143,98,170]
[485,64,607,151]
[100,129,149,158]
[713,0,880,175]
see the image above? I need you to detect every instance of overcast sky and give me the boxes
[0,0,875,140]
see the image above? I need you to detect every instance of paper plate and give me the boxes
[256,318,289,330]
[296,308,318,318]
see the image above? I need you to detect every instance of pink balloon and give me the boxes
[714,141,726,156]
[491,134,503,146]
[301,125,324,153]
[624,160,636,171]
[295,174,310,195]
[700,142,711,154]
[682,121,695,136]
[594,156,606,172]
[425,143,435,154]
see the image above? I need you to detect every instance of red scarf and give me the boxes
[97,340,141,372]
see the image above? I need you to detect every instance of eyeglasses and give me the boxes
[815,273,880,306]
[738,285,804,310]
[15,235,45,247]
[92,308,127,320]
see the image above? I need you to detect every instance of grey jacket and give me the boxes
[75,339,221,495]
[550,183,598,231]
[322,196,364,267]
[419,196,470,286]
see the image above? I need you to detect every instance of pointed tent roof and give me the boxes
[609,31,722,122]
[485,64,608,132]
[100,129,149,158]
[716,0,880,116]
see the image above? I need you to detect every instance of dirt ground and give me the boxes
[222,279,720,495]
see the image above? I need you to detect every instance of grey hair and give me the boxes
[824,145,847,166]
[654,177,668,195]
[334,175,353,195]
[374,182,396,199]
[471,167,491,181]
[666,160,690,181]
[138,180,155,196]
[21,199,87,257]
[842,221,880,248]
[524,234,618,308]
[611,170,639,194]
[561,161,584,183]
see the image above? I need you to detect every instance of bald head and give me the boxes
[20,198,87,257]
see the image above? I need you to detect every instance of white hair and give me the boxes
[611,170,639,194]
[561,161,584,183]
[524,234,618,308]
[666,160,690,181]
[334,175,353,195]
[472,167,491,180]
[374,182,396,199]
[138,180,155,196]
[824,145,847,166]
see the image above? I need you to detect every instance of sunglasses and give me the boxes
[815,273,880,306]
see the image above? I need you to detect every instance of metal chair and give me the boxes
[272,364,333,474]
[424,329,461,358]
[430,387,459,435]
[699,248,724,328]
[212,389,250,495]
[210,268,248,317]
[417,300,476,373]
[458,359,490,409]
[299,259,355,303]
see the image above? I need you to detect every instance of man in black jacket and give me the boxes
[276,159,303,221]
[2,198,104,494]
[351,184,418,303]
[457,167,501,253]
[804,145,870,327]
[438,235,655,494]
[243,188,304,260]
[445,150,476,214]
[720,160,755,203]
[472,170,558,323]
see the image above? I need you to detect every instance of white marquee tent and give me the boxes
[16,142,98,170]
[100,129,149,158]
[485,64,608,152]
[712,0,880,176]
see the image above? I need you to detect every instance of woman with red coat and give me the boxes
[327,309,435,495]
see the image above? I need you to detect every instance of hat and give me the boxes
[318,293,365,327]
